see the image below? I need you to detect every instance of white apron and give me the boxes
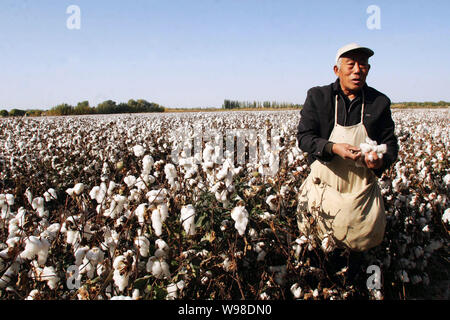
[297,95,386,251]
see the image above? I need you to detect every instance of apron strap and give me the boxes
[334,92,366,126]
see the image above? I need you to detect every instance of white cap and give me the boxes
[335,43,374,64]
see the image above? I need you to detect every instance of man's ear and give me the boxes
[333,65,339,76]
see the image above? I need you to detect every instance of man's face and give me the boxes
[334,51,370,94]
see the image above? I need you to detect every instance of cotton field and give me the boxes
[0,109,448,300]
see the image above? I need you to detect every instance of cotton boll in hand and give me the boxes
[360,137,387,161]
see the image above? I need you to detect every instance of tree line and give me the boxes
[0,99,164,117]
[391,101,449,108]
[222,99,302,109]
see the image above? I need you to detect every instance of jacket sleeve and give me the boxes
[373,100,398,177]
[297,89,334,162]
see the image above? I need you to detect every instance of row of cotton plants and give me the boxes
[0,109,448,300]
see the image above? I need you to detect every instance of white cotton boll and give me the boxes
[74,246,89,266]
[313,288,319,298]
[155,239,169,257]
[31,197,45,216]
[142,155,154,174]
[443,174,450,187]
[66,188,75,197]
[113,252,135,291]
[203,143,215,162]
[255,242,267,261]
[176,280,185,291]
[20,236,50,265]
[5,194,14,206]
[230,206,249,236]
[259,211,275,220]
[166,283,178,300]
[124,175,137,188]
[265,195,278,212]
[247,228,258,241]
[97,263,106,277]
[222,257,232,272]
[442,208,450,224]
[113,270,129,292]
[151,208,163,236]
[321,234,335,253]
[146,258,170,279]
[260,292,270,300]
[42,266,59,290]
[26,289,40,300]
[359,143,372,154]
[73,183,85,195]
[89,186,106,204]
[146,189,168,204]
[180,204,196,236]
[25,189,33,205]
[36,239,50,265]
[290,283,302,299]
[133,145,145,157]
[107,181,116,195]
[20,236,42,260]
[134,203,147,224]
[66,230,81,246]
[134,236,150,257]
[86,247,104,264]
[376,144,387,154]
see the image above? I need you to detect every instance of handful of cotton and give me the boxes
[360,137,387,162]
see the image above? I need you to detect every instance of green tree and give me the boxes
[0,110,8,117]
[9,109,26,117]
[74,101,93,115]
[96,100,118,114]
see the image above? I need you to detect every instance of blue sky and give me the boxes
[1,0,449,110]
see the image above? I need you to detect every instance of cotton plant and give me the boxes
[230,205,249,236]
[134,235,150,257]
[180,204,196,236]
[133,145,145,157]
[19,236,50,265]
[31,197,47,218]
[113,250,136,292]
[151,203,169,236]
[0,194,14,219]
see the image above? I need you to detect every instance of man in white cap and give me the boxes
[296,43,398,253]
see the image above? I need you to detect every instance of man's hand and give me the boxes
[331,143,361,161]
[363,151,383,169]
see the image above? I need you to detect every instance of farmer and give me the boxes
[296,43,398,252]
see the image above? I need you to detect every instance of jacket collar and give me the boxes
[332,78,368,99]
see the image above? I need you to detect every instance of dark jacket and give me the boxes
[297,79,398,177]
